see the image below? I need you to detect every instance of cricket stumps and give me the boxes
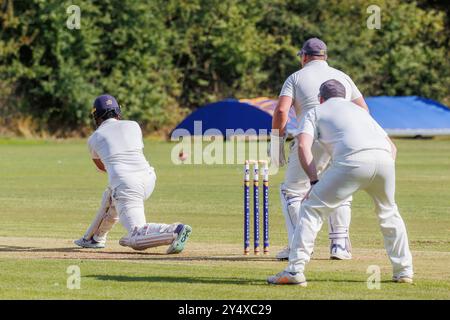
[244,160,269,255]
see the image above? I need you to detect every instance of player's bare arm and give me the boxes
[93,158,106,172]
[297,132,318,201]
[352,96,369,112]
[272,95,293,136]
[297,133,318,182]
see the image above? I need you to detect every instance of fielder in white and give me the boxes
[74,94,192,254]
[268,80,413,286]
[271,38,369,260]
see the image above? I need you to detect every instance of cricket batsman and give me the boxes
[271,38,369,260]
[74,94,192,253]
[268,80,413,285]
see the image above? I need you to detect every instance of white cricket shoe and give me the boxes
[330,244,352,260]
[166,224,192,254]
[393,276,414,284]
[267,271,307,286]
[275,247,290,261]
[74,237,105,249]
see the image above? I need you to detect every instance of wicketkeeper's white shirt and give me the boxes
[88,118,152,188]
[280,60,362,120]
[296,97,391,161]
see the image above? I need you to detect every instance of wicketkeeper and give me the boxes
[271,38,369,260]
[268,80,413,286]
[74,94,192,253]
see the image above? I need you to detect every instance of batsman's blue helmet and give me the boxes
[92,94,121,119]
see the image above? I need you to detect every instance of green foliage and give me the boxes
[0,0,184,134]
[0,0,449,136]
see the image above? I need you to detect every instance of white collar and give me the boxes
[303,60,328,68]
[324,97,346,104]
[99,118,118,127]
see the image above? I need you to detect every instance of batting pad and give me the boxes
[83,188,119,241]
[119,223,178,250]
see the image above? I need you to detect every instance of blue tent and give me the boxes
[172,96,450,137]
[366,96,450,136]
[171,99,274,138]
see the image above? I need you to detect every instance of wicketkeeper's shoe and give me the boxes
[166,224,192,254]
[267,271,307,286]
[330,244,352,260]
[275,247,290,261]
[393,276,414,284]
[74,237,105,249]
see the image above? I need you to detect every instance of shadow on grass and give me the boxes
[86,274,264,285]
[306,278,398,284]
[86,274,392,285]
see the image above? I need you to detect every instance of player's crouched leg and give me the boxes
[119,222,192,254]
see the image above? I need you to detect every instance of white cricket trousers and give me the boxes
[281,139,351,246]
[286,150,413,278]
[111,169,180,250]
[111,169,157,233]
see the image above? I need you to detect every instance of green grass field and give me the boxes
[0,138,449,299]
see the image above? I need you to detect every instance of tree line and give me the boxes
[0,0,449,136]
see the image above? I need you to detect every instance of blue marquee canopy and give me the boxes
[172,96,450,137]
[366,96,450,136]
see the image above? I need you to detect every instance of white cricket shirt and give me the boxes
[296,97,391,160]
[280,60,362,120]
[88,118,152,188]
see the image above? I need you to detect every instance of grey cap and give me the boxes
[319,79,346,100]
[297,37,327,56]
